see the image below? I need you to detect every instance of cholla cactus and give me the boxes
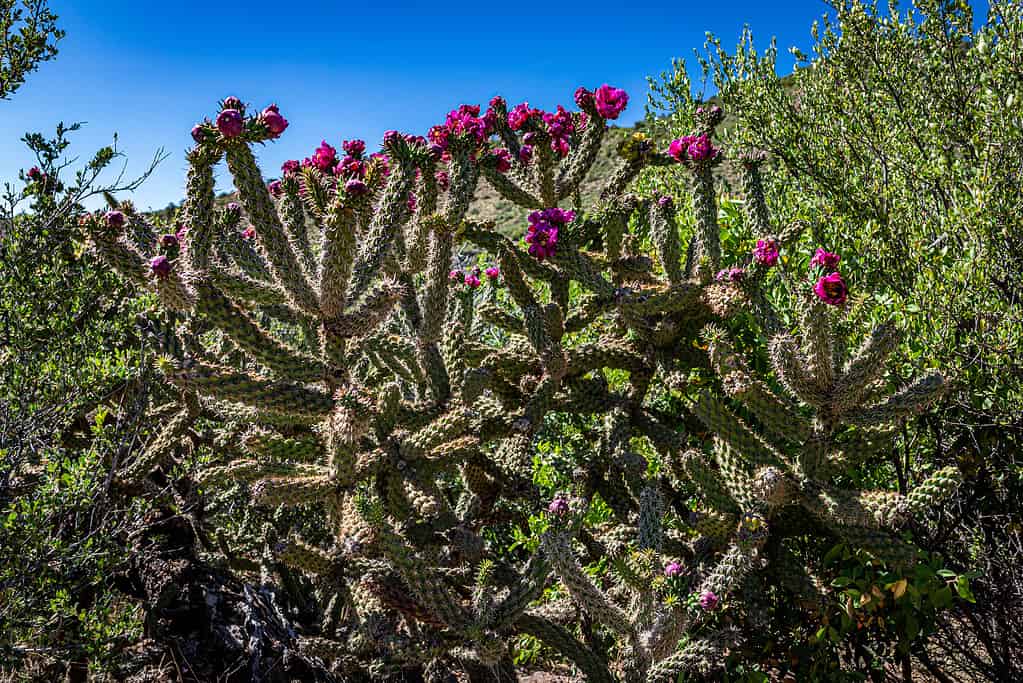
[85,90,958,681]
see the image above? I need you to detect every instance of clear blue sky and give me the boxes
[0,0,837,210]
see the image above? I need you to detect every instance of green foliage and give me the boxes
[0,0,62,99]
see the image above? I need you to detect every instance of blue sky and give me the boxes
[0,1,836,210]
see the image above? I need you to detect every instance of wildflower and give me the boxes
[150,255,171,278]
[814,272,848,306]
[342,139,366,157]
[260,104,288,137]
[810,247,841,271]
[267,180,283,197]
[574,86,595,110]
[485,266,500,281]
[548,496,569,516]
[508,102,540,131]
[753,238,779,267]
[216,109,244,138]
[308,141,338,172]
[491,148,512,173]
[526,208,574,261]
[435,170,450,190]
[593,84,628,119]
[715,267,746,283]
[699,590,719,611]
[664,562,683,578]
[668,136,694,162]
[344,178,368,196]
[686,134,718,162]
[104,210,126,229]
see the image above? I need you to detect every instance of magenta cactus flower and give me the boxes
[491,148,512,173]
[525,208,574,261]
[435,170,450,191]
[225,201,241,216]
[574,86,595,111]
[104,210,126,229]
[464,272,481,288]
[342,139,366,157]
[664,562,683,578]
[222,96,243,111]
[160,233,179,248]
[543,106,575,158]
[518,144,534,164]
[811,247,841,271]
[191,124,206,144]
[715,267,746,283]
[308,141,338,173]
[260,104,288,137]
[216,109,244,138]
[699,590,719,611]
[548,496,569,516]
[753,238,780,267]
[26,166,42,180]
[449,269,463,282]
[593,84,629,119]
[508,102,540,131]
[344,178,369,196]
[814,272,848,306]
[485,266,500,281]
[686,134,718,162]
[150,255,171,278]
[667,136,693,162]
[242,227,256,240]
[281,159,300,176]
[267,180,283,197]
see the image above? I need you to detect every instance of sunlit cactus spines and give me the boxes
[82,90,960,680]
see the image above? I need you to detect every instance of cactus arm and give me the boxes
[225,144,321,315]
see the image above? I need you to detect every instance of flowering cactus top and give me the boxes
[668,134,719,163]
[810,247,841,271]
[525,208,574,261]
[753,238,780,267]
[593,84,629,119]
[814,272,848,306]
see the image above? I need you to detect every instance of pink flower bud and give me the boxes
[260,105,289,137]
[216,109,244,138]
[810,247,841,271]
[548,496,569,516]
[104,210,126,229]
[699,590,719,611]
[753,238,779,267]
[150,255,171,278]
[222,96,243,111]
[485,266,500,281]
[664,562,683,578]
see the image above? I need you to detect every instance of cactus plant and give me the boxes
[85,91,959,680]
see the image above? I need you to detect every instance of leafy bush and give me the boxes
[645,0,1022,678]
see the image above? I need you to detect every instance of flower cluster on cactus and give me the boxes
[83,85,959,682]
[752,237,779,266]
